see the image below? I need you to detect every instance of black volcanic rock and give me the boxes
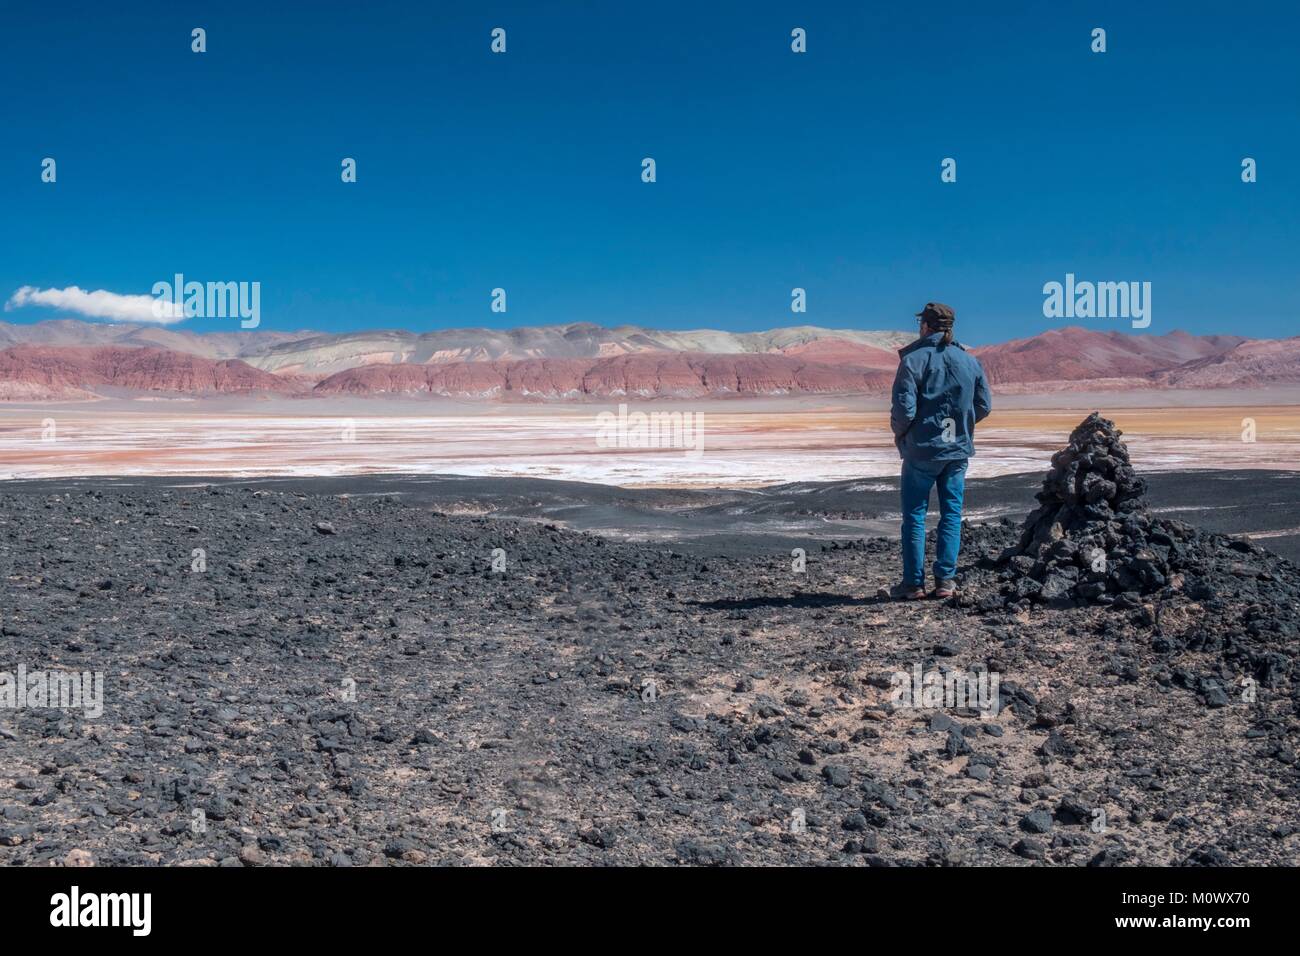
[957,411,1300,702]
[1018,412,1147,551]
[996,413,1212,607]
[0,476,1296,867]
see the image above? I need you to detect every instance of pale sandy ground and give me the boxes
[0,391,1297,487]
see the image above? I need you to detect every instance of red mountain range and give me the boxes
[0,345,298,400]
[0,321,1295,401]
[312,353,894,399]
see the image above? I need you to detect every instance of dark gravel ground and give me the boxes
[0,479,1297,867]
[5,467,1296,560]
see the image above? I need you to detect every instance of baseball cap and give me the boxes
[915,302,955,327]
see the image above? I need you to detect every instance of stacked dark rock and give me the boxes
[1018,412,1148,548]
[995,412,1197,607]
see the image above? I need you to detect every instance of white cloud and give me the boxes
[4,285,186,325]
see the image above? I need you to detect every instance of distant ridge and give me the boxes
[0,318,912,374]
[0,318,310,360]
[971,327,1249,384]
[0,345,300,401]
[239,323,915,376]
[0,320,1295,400]
[312,352,894,400]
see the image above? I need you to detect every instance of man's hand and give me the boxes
[974,370,992,424]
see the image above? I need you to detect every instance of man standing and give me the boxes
[887,303,992,600]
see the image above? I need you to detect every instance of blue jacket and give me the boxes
[890,332,992,461]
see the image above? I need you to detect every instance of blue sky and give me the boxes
[1,0,1296,345]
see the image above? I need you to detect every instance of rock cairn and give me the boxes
[1019,412,1147,547]
[996,412,1196,606]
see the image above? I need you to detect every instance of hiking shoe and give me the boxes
[933,579,958,599]
[888,582,926,601]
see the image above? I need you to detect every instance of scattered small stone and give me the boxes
[1020,810,1053,834]
[1013,838,1045,860]
[822,765,851,788]
[238,845,265,867]
[63,849,94,867]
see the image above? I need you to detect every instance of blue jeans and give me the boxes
[900,458,968,585]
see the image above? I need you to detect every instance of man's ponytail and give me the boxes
[916,302,957,348]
